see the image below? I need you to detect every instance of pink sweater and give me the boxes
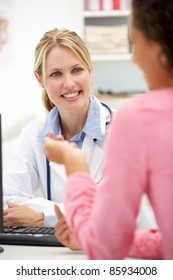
[65,89,173,259]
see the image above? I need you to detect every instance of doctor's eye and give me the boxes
[50,71,62,77]
[72,67,84,74]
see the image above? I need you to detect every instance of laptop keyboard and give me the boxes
[3,226,55,235]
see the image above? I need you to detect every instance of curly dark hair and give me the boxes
[132,0,173,72]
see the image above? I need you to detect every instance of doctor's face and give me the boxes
[43,45,91,115]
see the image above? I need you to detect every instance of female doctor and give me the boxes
[3,28,112,228]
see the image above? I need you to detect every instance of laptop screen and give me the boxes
[0,114,3,232]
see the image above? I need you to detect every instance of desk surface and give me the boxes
[0,245,87,260]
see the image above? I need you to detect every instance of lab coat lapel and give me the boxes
[82,135,104,183]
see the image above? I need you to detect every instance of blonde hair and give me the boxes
[34,28,93,112]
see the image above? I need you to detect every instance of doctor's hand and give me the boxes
[3,201,44,227]
[54,204,81,250]
[44,135,89,176]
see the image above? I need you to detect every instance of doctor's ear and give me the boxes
[34,71,44,88]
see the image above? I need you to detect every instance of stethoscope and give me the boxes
[46,102,112,200]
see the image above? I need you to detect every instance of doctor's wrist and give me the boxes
[34,212,44,227]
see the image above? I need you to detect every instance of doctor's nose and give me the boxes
[63,77,76,89]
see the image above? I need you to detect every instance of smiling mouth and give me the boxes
[62,91,81,99]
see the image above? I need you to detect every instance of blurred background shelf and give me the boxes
[91,53,131,61]
[81,0,147,93]
[82,10,131,17]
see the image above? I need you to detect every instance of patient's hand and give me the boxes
[54,204,80,250]
[44,133,76,164]
[3,201,44,227]
[44,135,89,176]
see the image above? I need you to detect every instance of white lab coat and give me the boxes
[3,100,111,227]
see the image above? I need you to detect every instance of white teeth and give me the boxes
[63,92,78,98]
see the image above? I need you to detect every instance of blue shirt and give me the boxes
[38,96,103,148]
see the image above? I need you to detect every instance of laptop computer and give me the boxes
[0,114,64,247]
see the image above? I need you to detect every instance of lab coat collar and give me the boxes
[41,96,110,183]
[38,107,61,140]
[82,95,103,141]
[38,95,110,142]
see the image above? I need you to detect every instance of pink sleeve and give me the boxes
[129,229,162,259]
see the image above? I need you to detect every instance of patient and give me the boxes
[44,0,173,259]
